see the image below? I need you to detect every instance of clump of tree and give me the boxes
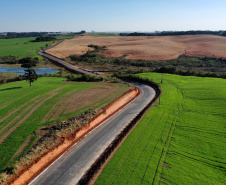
[88,44,106,52]
[221,31,226,37]
[0,76,24,85]
[19,57,39,86]
[68,52,226,79]
[0,56,19,64]
[67,74,103,82]
[34,36,57,42]
[69,52,107,64]
[76,30,86,35]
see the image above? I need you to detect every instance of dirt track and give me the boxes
[46,35,226,60]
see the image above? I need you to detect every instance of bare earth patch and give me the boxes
[41,88,80,123]
[46,35,226,60]
[42,83,125,122]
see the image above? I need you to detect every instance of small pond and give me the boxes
[0,66,58,75]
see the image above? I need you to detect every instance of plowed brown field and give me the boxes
[46,35,226,60]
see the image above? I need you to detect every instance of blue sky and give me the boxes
[0,0,226,32]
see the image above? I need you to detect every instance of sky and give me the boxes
[0,0,226,32]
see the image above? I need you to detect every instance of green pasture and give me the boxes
[0,36,72,59]
[0,77,126,173]
[96,73,226,185]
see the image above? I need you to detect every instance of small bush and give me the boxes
[67,74,103,82]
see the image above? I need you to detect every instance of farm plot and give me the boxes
[96,73,226,185]
[46,34,226,60]
[0,77,128,173]
[0,36,72,59]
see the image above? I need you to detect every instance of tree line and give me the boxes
[0,31,86,39]
[120,30,226,37]
[0,32,49,39]
[0,56,19,64]
[68,48,226,79]
[67,74,103,82]
[33,36,57,42]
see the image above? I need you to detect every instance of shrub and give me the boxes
[67,74,103,82]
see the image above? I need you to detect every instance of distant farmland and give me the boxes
[0,77,128,173]
[96,73,226,184]
[0,36,72,58]
[46,34,226,60]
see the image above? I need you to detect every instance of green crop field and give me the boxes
[0,77,127,173]
[96,73,226,185]
[0,36,73,59]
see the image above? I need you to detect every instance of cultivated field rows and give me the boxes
[96,73,226,185]
[0,77,128,173]
[96,75,183,184]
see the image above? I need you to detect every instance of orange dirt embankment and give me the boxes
[8,87,140,185]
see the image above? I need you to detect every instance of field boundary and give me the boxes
[78,79,161,185]
[5,86,140,185]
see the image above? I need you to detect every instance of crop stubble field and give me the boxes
[46,34,226,60]
[96,73,226,184]
[0,77,128,173]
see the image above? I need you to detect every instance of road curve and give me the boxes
[38,50,98,76]
[31,43,156,185]
[29,82,155,185]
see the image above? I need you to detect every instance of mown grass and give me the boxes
[96,73,226,185]
[0,77,127,173]
[0,36,72,59]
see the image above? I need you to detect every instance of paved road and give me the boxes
[29,82,155,185]
[39,50,98,76]
[43,40,65,52]
[34,43,156,184]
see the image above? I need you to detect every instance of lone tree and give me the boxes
[19,57,39,86]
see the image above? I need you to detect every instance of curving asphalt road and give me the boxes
[30,43,156,185]
[29,82,155,185]
[38,50,98,76]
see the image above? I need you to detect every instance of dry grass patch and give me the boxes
[46,35,226,60]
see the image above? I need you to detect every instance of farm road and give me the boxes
[38,50,97,76]
[29,82,155,185]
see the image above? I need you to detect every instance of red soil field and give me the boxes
[46,35,226,60]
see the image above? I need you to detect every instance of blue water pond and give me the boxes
[0,66,58,75]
